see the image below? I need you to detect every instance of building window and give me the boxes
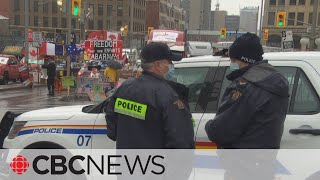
[288,12,296,26]
[72,19,76,29]
[89,20,94,30]
[52,17,58,27]
[268,12,275,25]
[89,4,94,16]
[98,20,103,29]
[98,4,104,16]
[309,13,313,24]
[117,21,122,29]
[107,20,111,29]
[43,17,49,27]
[270,0,276,5]
[290,0,297,5]
[298,0,305,5]
[61,18,67,28]
[34,1,38,12]
[117,5,123,16]
[34,16,39,26]
[297,13,304,25]
[14,0,20,11]
[311,0,315,5]
[43,3,48,12]
[278,0,285,5]
[107,5,113,16]
[52,1,58,13]
[14,15,20,25]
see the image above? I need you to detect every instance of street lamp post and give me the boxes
[310,0,319,50]
[259,0,264,40]
[129,0,134,53]
[24,0,30,65]
[66,0,72,76]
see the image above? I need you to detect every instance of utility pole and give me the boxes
[259,0,264,40]
[67,0,72,76]
[24,0,29,64]
[81,0,87,42]
[130,0,134,53]
[310,0,319,50]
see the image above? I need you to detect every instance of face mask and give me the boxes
[230,62,240,72]
[164,64,175,80]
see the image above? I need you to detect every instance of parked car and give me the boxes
[0,54,21,85]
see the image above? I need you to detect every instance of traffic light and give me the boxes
[72,0,81,16]
[263,29,269,41]
[276,12,286,27]
[220,28,227,39]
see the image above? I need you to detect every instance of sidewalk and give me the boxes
[0,82,46,92]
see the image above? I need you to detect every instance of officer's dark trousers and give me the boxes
[47,77,54,96]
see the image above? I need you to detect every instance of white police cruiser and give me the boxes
[3,52,320,149]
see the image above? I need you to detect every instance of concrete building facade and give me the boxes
[9,0,147,48]
[240,7,259,33]
[0,0,10,17]
[188,0,211,30]
[181,0,190,29]
[262,0,319,49]
[146,0,185,31]
[211,10,227,31]
[225,15,240,31]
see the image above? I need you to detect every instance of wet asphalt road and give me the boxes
[0,87,92,120]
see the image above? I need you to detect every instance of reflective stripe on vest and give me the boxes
[114,98,148,120]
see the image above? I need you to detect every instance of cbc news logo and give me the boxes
[10,155,30,175]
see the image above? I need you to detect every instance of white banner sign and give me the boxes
[152,32,179,42]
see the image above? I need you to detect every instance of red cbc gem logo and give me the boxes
[10,155,30,175]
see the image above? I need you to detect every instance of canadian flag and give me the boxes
[39,42,56,56]
[29,46,39,60]
[107,32,121,41]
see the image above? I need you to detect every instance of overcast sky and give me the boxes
[211,0,262,15]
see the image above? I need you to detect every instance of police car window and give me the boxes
[275,67,297,109]
[174,67,225,113]
[219,67,232,105]
[174,67,209,113]
[291,70,320,114]
[203,67,225,113]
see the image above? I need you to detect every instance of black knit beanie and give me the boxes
[229,32,264,64]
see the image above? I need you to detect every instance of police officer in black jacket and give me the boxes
[105,42,195,149]
[46,60,56,96]
[205,33,289,149]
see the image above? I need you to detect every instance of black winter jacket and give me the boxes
[205,61,289,149]
[105,71,195,149]
[46,62,56,79]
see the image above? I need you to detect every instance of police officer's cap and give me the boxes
[140,42,182,63]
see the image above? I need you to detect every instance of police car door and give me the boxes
[174,59,226,149]
[267,59,320,148]
[91,99,116,149]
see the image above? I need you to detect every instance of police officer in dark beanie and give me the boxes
[205,32,289,149]
[105,42,194,149]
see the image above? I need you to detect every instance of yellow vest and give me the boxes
[104,67,118,83]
